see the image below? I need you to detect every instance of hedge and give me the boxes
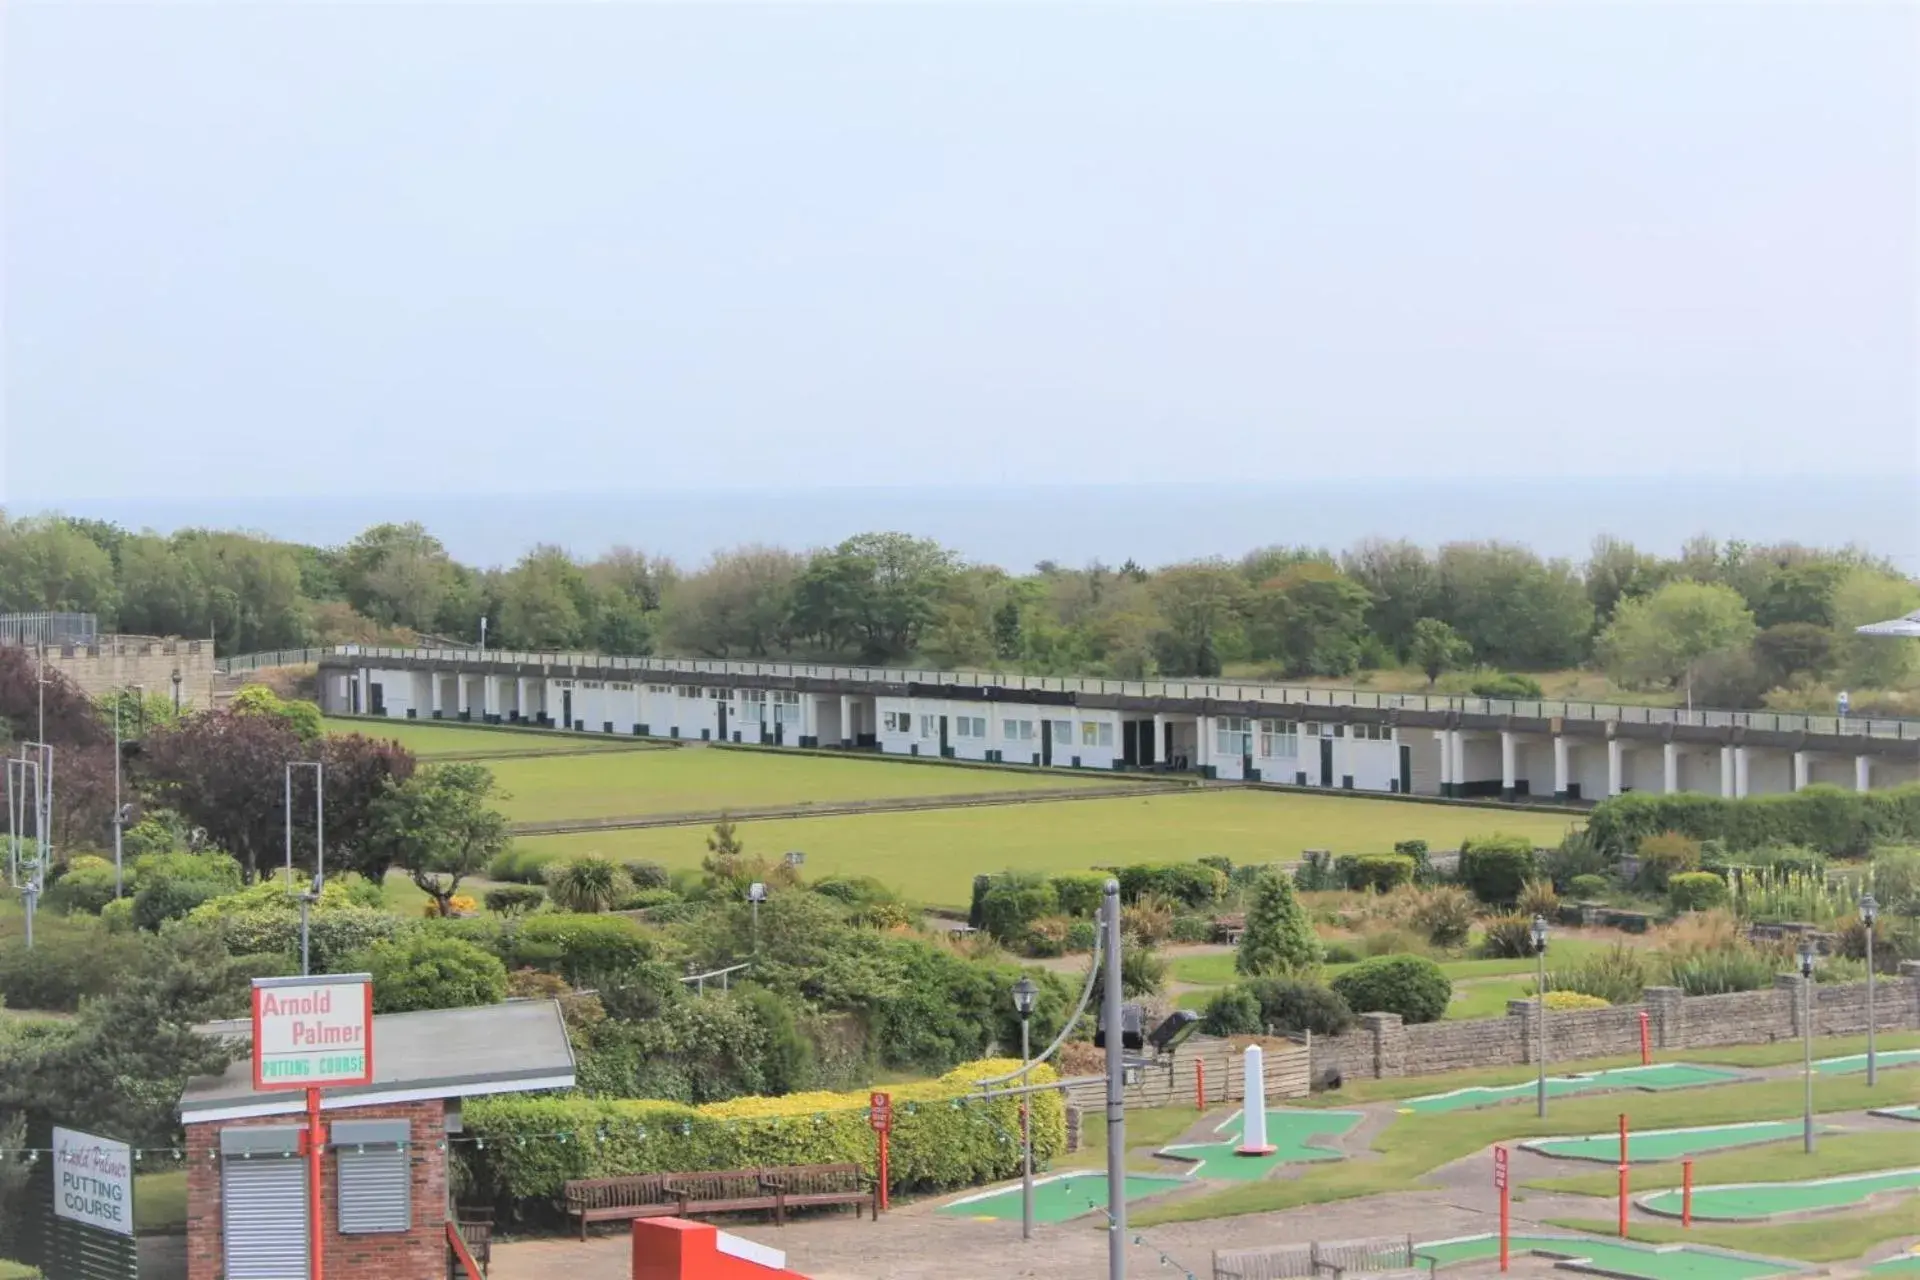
[1339,853,1415,893]
[1109,863,1226,908]
[1586,784,1920,858]
[460,1059,1066,1212]
[1459,835,1538,906]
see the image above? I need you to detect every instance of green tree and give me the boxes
[1752,622,1834,687]
[1830,568,1920,690]
[792,533,958,661]
[1598,580,1758,691]
[339,522,460,631]
[1150,562,1248,676]
[1234,871,1322,977]
[0,515,119,616]
[665,546,804,657]
[1341,539,1438,657]
[497,545,592,649]
[362,931,508,1013]
[1583,536,1671,624]
[1434,542,1594,669]
[1408,617,1473,686]
[1249,563,1372,676]
[371,763,511,917]
[228,684,325,740]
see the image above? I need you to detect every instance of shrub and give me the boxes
[1292,851,1341,892]
[484,885,547,916]
[1540,830,1612,890]
[1168,915,1212,944]
[1243,977,1356,1036]
[100,896,135,933]
[1405,885,1475,948]
[1064,920,1097,953]
[487,847,560,884]
[1121,893,1176,945]
[1048,873,1108,918]
[1586,784,1920,858]
[506,914,652,983]
[131,877,226,932]
[128,849,244,893]
[1660,948,1777,996]
[1121,946,1167,997]
[1477,914,1540,959]
[1199,986,1263,1036]
[1544,943,1648,1005]
[1470,673,1544,699]
[421,894,479,917]
[1235,872,1323,977]
[1359,925,1433,958]
[808,876,897,908]
[46,856,118,915]
[0,921,146,1011]
[1113,863,1226,909]
[461,1059,1067,1207]
[1024,915,1071,958]
[1568,874,1611,900]
[622,861,671,890]
[1346,854,1416,893]
[1330,954,1450,1024]
[1635,832,1701,891]
[362,932,509,1013]
[1668,872,1729,913]
[1868,846,1920,916]
[1542,991,1610,1011]
[980,873,1059,944]
[1516,878,1559,919]
[1459,835,1538,906]
[1393,839,1430,860]
[543,856,632,914]
[618,888,682,913]
[1320,940,1361,965]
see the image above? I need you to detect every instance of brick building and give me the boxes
[179,1001,574,1280]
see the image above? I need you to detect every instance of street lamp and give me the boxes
[1012,975,1039,1241]
[297,874,322,976]
[1532,914,1550,1117]
[111,684,144,900]
[1798,937,1817,1153]
[747,881,767,947]
[1860,893,1879,1087]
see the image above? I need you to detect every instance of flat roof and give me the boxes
[180,999,575,1124]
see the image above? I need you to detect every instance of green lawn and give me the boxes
[1169,938,1618,990]
[1448,977,1534,1020]
[135,1169,187,1231]
[1133,1067,1920,1226]
[1548,1203,1920,1264]
[517,790,1577,906]
[325,716,650,758]
[489,748,1136,824]
[1528,1131,1920,1197]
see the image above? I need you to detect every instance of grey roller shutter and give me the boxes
[220,1143,308,1280]
[333,1120,412,1234]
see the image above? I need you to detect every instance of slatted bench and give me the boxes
[760,1162,877,1224]
[563,1173,683,1240]
[564,1164,877,1238]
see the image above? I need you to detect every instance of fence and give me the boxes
[1213,1236,1423,1280]
[282,644,1920,739]
[0,612,97,647]
[1060,1037,1309,1112]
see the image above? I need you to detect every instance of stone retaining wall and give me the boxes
[1311,962,1920,1081]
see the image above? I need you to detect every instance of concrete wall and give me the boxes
[1060,1036,1309,1112]
[38,636,217,711]
[1311,966,1920,1082]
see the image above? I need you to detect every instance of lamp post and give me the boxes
[283,762,325,886]
[1860,893,1878,1087]
[1798,937,1817,1153]
[111,684,144,900]
[297,874,322,976]
[1532,914,1550,1118]
[747,881,767,948]
[1012,975,1038,1241]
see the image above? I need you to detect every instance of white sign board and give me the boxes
[252,973,374,1091]
[52,1127,133,1237]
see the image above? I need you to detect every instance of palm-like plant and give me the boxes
[543,855,631,914]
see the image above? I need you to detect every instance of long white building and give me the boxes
[307,645,1920,801]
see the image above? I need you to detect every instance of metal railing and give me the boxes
[216,647,330,673]
[250,643,1919,740]
[0,612,97,647]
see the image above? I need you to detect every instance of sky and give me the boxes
[2,1,1916,509]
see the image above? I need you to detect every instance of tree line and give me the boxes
[1,512,1914,707]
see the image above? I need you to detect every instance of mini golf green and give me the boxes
[1402,1064,1745,1114]
[1524,1120,1811,1164]
[1871,1105,1920,1122]
[1417,1233,1799,1280]
[1639,1168,1920,1221]
[1156,1108,1363,1181]
[935,1172,1187,1223]
[1814,1048,1920,1075]
[1868,1253,1920,1275]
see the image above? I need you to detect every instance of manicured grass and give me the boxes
[1526,1120,1809,1164]
[518,790,1578,906]
[489,748,1135,824]
[135,1169,187,1231]
[1403,1064,1743,1114]
[1548,1203,1920,1264]
[1158,1108,1363,1178]
[1448,977,1533,1020]
[936,1172,1187,1221]
[1528,1131,1920,1197]
[1067,1105,1218,1169]
[1640,1169,1920,1221]
[1132,1069,1919,1225]
[1418,1233,1796,1280]
[325,716,647,758]
[1702,1031,1920,1068]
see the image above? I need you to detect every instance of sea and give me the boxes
[21,475,1920,573]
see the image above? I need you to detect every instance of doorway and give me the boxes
[1041,719,1054,767]
[561,689,573,730]
[1319,736,1334,788]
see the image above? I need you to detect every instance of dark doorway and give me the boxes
[369,683,385,716]
[718,701,729,741]
[1138,721,1155,767]
[562,689,573,729]
[1041,719,1054,767]
[1319,736,1334,788]
[1399,744,1413,794]
[939,715,950,757]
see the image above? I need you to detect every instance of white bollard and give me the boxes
[1236,1044,1276,1156]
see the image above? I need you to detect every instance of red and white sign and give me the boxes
[868,1092,892,1133]
[1493,1145,1509,1190]
[251,974,374,1092]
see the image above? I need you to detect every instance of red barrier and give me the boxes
[1682,1159,1693,1228]
[633,1219,811,1280]
[1617,1114,1630,1238]
[1493,1146,1510,1272]
[1638,1011,1651,1066]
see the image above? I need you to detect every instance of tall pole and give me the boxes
[300,892,311,976]
[1020,1014,1034,1241]
[1102,879,1126,1280]
[1862,894,1878,1087]
[112,697,124,900]
[1799,943,1816,1153]
[1533,915,1549,1118]
[285,768,294,884]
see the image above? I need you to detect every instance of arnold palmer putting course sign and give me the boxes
[251,973,374,1091]
[52,1127,133,1236]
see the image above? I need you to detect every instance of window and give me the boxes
[1260,719,1299,758]
[1053,720,1074,745]
[774,693,801,725]
[1081,721,1099,747]
[1216,716,1251,757]
[707,687,729,700]
[677,686,700,699]
[740,689,767,722]
[956,716,986,739]
[883,711,910,733]
[920,715,938,739]
[1003,719,1034,741]
[648,684,672,695]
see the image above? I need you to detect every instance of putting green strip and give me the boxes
[1417,1233,1800,1280]
[1639,1169,1920,1221]
[935,1173,1187,1223]
[1157,1109,1363,1180]
[1813,1048,1920,1075]
[1870,1105,1920,1122]
[1868,1253,1920,1275]
[1524,1120,1810,1164]
[1403,1064,1744,1114]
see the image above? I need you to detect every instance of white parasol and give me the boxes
[1855,609,1920,638]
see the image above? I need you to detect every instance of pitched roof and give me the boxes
[180,999,575,1123]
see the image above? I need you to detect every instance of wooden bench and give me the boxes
[760,1163,877,1225]
[563,1173,684,1240]
[564,1164,876,1238]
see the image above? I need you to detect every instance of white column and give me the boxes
[1720,745,1736,798]
[1448,730,1466,797]
[1663,742,1679,794]
[516,676,527,720]
[361,667,372,714]
[839,695,853,747]
[1734,746,1750,799]
[1196,716,1212,774]
[1152,714,1166,768]
[1552,734,1570,799]
[429,671,442,718]
[1792,751,1810,792]
[1437,730,1454,796]
[1855,754,1872,793]
[1606,738,1624,797]
[1500,731,1517,799]
[480,674,493,721]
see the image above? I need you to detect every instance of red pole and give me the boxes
[1196,1060,1207,1111]
[1682,1159,1693,1228]
[306,1087,325,1280]
[1617,1113,1629,1239]
[1638,1011,1651,1066]
[1499,1183,1510,1271]
[878,1129,890,1213]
